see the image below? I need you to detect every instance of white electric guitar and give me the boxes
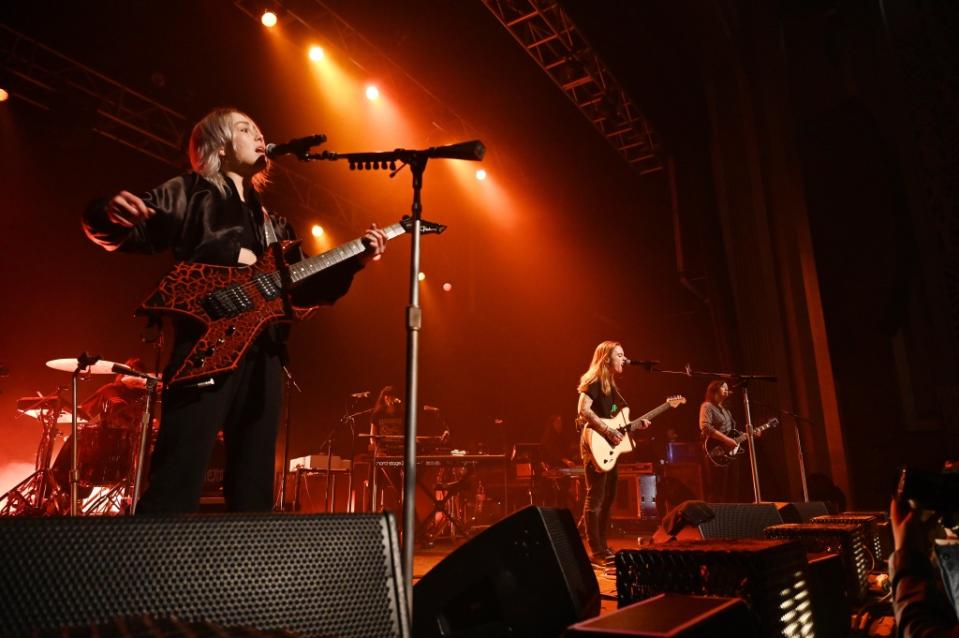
[583,395,686,472]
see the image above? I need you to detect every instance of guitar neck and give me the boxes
[287,222,406,285]
[636,401,672,425]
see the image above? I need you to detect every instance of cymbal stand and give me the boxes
[0,393,66,515]
[130,375,161,515]
[69,354,101,516]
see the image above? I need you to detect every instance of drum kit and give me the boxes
[0,356,161,517]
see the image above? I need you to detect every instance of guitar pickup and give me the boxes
[201,285,254,319]
[252,273,282,300]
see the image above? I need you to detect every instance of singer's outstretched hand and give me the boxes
[107,190,155,228]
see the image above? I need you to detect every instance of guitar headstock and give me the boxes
[667,395,686,408]
[760,417,780,431]
[401,215,447,235]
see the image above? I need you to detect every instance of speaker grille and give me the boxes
[765,523,869,603]
[0,514,408,638]
[697,503,783,539]
[811,513,892,565]
[616,539,814,638]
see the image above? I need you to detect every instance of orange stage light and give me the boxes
[418,272,426,282]
[442,282,453,292]
[260,11,278,28]
[308,45,324,61]
[365,84,380,101]
[311,224,324,237]
[475,169,487,181]
[0,88,9,103]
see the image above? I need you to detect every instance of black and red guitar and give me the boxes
[138,217,445,385]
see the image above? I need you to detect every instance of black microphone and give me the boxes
[423,140,486,161]
[350,390,371,399]
[626,359,661,367]
[266,134,327,158]
[111,363,158,381]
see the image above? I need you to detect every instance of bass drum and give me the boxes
[51,426,137,487]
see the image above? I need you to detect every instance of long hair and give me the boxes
[704,380,727,405]
[577,340,620,396]
[188,107,270,197]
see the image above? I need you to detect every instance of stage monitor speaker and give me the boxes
[564,593,758,637]
[811,512,893,564]
[696,502,783,539]
[775,501,829,523]
[658,463,703,513]
[0,513,408,638]
[413,506,599,638]
[764,522,870,603]
[616,540,815,638]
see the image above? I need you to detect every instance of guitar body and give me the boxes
[702,418,779,467]
[138,241,316,386]
[703,430,745,467]
[582,407,634,472]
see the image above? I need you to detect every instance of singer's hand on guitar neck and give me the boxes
[358,223,388,265]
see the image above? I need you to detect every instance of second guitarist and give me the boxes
[576,341,650,567]
[700,380,745,502]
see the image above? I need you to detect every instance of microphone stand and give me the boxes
[651,365,776,503]
[750,400,813,502]
[299,139,484,618]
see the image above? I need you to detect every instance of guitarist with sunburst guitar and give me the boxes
[699,380,768,502]
[82,108,395,515]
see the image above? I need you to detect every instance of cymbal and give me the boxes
[46,358,120,374]
[17,408,87,425]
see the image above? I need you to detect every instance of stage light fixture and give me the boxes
[311,224,324,237]
[475,169,487,181]
[442,282,452,292]
[308,45,324,61]
[0,89,8,103]
[260,11,278,28]
[365,85,380,101]
[418,272,426,282]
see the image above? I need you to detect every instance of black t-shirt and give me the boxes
[585,380,626,420]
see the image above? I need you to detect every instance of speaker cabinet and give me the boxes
[697,502,783,539]
[612,474,658,519]
[413,506,599,638]
[616,540,815,638]
[564,593,758,637]
[775,501,830,523]
[0,513,408,638]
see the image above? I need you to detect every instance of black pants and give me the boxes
[583,461,618,555]
[137,345,283,514]
[705,456,743,503]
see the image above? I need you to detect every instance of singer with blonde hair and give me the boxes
[82,107,388,513]
[576,340,648,566]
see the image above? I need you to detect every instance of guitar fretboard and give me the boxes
[269,222,407,288]
[639,401,675,423]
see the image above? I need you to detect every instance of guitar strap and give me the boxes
[261,207,279,246]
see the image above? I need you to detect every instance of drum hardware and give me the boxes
[0,391,82,516]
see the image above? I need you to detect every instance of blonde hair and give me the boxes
[577,340,621,396]
[188,107,270,197]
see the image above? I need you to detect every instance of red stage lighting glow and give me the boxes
[442,282,452,292]
[475,169,487,181]
[418,272,426,282]
[260,11,278,28]
[365,84,380,101]
[311,224,324,237]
